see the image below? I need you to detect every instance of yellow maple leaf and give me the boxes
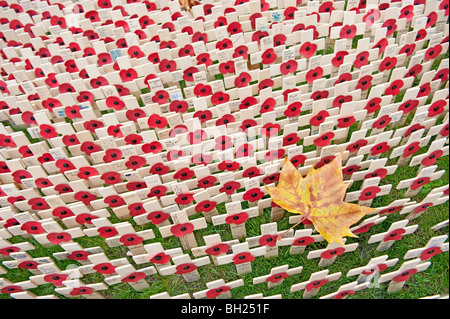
[266,153,377,245]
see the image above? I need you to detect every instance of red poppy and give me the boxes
[216,38,233,51]
[306,67,323,83]
[103,149,122,163]
[126,203,147,217]
[215,136,233,150]
[299,42,317,59]
[243,188,264,202]
[260,97,276,113]
[214,16,228,28]
[42,98,61,111]
[74,191,97,205]
[234,72,251,88]
[421,150,444,166]
[382,19,397,36]
[410,177,432,190]
[90,76,109,88]
[195,200,217,214]
[283,133,300,146]
[440,0,449,15]
[417,83,431,98]
[146,185,167,199]
[335,73,353,85]
[340,25,357,39]
[354,51,370,68]
[358,186,382,201]
[173,167,195,181]
[232,252,254,265]
[101,171,122,185]
[45,73,59,88]
[197,176,217,189]
[147,114,168,129]
[363,8,381,26]
[92,263,116,275]
[196,53,212,67]
[233,45,249,60]
[363,168,388,181]
[211,92,230,106]
[38,124,58,139]
[372,114,392,129]
[439,124,449,137]
[273,34,287,46]
[0,246,21,257]
[158,59,177,72]
[310,110,329,126]
[20,221,45,235]
[315,156,336,169]
[261,123,281,137]
[341,165,360,176]
[399,43,416,57]
[403,141,421,158]
[219,181,241,195]
[0,286,23,294]
[235,143,254,158]
[398,100,419,115]
[306,279,329,291]
[96,226,118,238]
[11,170,32,184]
[127,46,145,59]
[192,31,207,44]
[287,155,306,168]
[149,163,170,175]
[379,56,397,72]
[218,61,235,75]
[280,59,298,75]
[333,95,353,109]
[119,234,144,246]
[426,11,438,28]
[205,243,230,256]
[384,228,406,242]
[332,51,349,67]
[369,142,389,156]
[175,263,197,275]
[181,67,199,82]
[321,247,346,260]
[46,232,72,245]
[284,6,298,20]
[252,30,269,44]
[384,79,404,96]
[193,83,212,97]
[261,48,277,64]
[169,100,189,114]
[336,116,356,128]
[192,153,213,166]
[125,155,146,170]
[425,44,443,61]
[433,68,449,82]
[428,100,446,117]
[413,202,434,215]
[345,139,367,153]
[171,223,194,238]
[218,161,240,172]
[314,132,335,147]
[399,5,415,22]
[420,247,443,261]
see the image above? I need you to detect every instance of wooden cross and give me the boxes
[29,262,83,288]
[52,242,103,266]
[32,219,85,248]
[82,217,121,239]
[290,269,342,299]
[390,128,430,166]
[132,243,183,273]
[193,278,244,299]
[159,210,207,251]
[103,264,157,291]
[396,165,445,197]
[431,220,449,232]
[374,199,416,217]
[403,235,449,261]
[2,251,53,275]
[158,254,211,283]
[54,279,108,299]
[368,220,418,251]
[344,176,392,207]
[211,201,259,239]
[77,252,131,278]
[244,293,282,299]
[253,264,303,289]
[349,215,387,236]
[378,259,432,293]
[307,239,359,267]
[320,281,370,299]
[8,291,59,300]
[216,242,266,275]
[346,255,399,285]
[0,278,37,297]
[286,229,325,255]
[399,192,449,221]
[409,138,448,169]
[104,221,155,256]
[246,222,294,258]
[191,234,239,266]
[190,190,227,223]
[150,292,191,299]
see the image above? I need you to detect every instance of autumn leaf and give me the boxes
[266,153,376,245]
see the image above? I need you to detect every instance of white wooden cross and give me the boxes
[307,239,359,267]
[253,264,303,290]
[409,138,448,169]
[159,210,207,251]
[193,278,244,299]
[245,222,294,258]
[32,219,85,248]
[191,189,227,223]
[290,269,342,299]
[77,252,131,278]
[29,262,83,288]
[390,128,430,166]
[431,220,449,232]
[103,264,157,291]
[378,259,432,293]
[374,199,416,216]
[344,176,391,207]
[0,278,37,297]
[216,242,266,275]
[396,165,445,197]
[159,254,211,283]
[9,291,59,299]
[132,242,184,273]
[368,220,418,251]
[285,229,325,255]
[403,235,449,261]
[104,221,155,255]
[349,215,387,236]
[52,242,103,266]
[346,255,399,285]
[320,281,370,299]
[54,279,108,299]
[399,192,449,220]
[211,201,259,239]
[150,292,191,299]
[191,234,239,266]
[1,251,52,276]
[244,293,282,299]
[82,217,121,239]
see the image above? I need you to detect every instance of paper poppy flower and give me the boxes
[280,59,298,75]
[243,188,264,202]
[193,83,212,97]
[439,124,449,137]
[101,171,122,185]
[196,53,212,67]
[193,110,213,124]
[195,200,217,214]
[46,232,72,245]
[421,150,444,166]
[197,176,217,189]
[336,116,356,128]
[320,247,346,260]
[299,42,317,59]
[310,110,329,126]
[372,114,392,129]
[416,83,431,98]
[264,149,285,162]
[314,132,335,147]
[39,124,58,138]
[140,141,161,155]
[74,191,97,205]
[152,90,170,105]
[218,61,235,75]
[382,19,397,36]
[148,251,171,265]
[219,181,241,195]
[175,263,197,275]
[103,96,125,111]
[234,72,251,88]
[168,100,189,114]
[45,73,59,88]
[440,0,449,15]
[90,76,109,88]
[211,92,230,105]
[283,6,298,20]
[21,221,45,235]
[333,95,353,109]
[410,177,431,190]
[315,156,336,169]
[173,193,195,206]
[261,123,281,137]
[306,67,323,83]
[92,263,116,275]
[261,48,277,64]
[426,11,437,28]
[282,133,300,147]
[428,100,446,117]
[364,97,381,114]
[64,105,82,119]
[332,51,349,67]
[54,184,74,194]
[218,161,240,172]
[433,68,449,82]
[146,185,167,199]
[233,252,254,265]
[353,51,369,69]
[358,186,382,201]
[42,98,61,111]
[147,114,168,129]
[119,68,137,82]
[0,246,20,257]
[288,155,306,168]
[235,144,253,158]
[233,45,249,60]
[54,159,75,173]
[369,142,389,156]
[82,121,104,135]
[363,8,380,26]
[125,156,146,171]
[158,59,177,72]
[346,139,368,154]
[384,228,406,242]
[305,279,329,291]
[97,53,112,66]
[420,247,443,261]
[103,195,126,208]
[215,136,233,150]
[205,243,230,256]
[149,163,170,176]
[258,97,275,114]
[170,223,194,238]
[43,273,70,286]
[103,149,122,163]
[342,165,361,176]
[96,225,118,238]
[273,34,287,46]
[283,101,303,118]
[191,31,207,44]
[413,202,434,215]
[414,28,427,41]
[214,16,227,28]
[403,141,421,158]
[340,24,357,39]
[398,99,419,115]
[119,234,143,246]
[257,234,278,248]
[192,153,213,166]
[384,79,403,96]
[379,56,397,72]
[61,134,80,147]
[372,38,387,55]
[127,203,147,217]
[364,168,388,180]
[171,167,194,181]
[181,67,198,82]
[215,114,234,127]
[1,286,23,294]
[399,5,414,22]
[120,271,147,283]
[252,30,269,44]
[216,38,233,51]
[12,170,32,183]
